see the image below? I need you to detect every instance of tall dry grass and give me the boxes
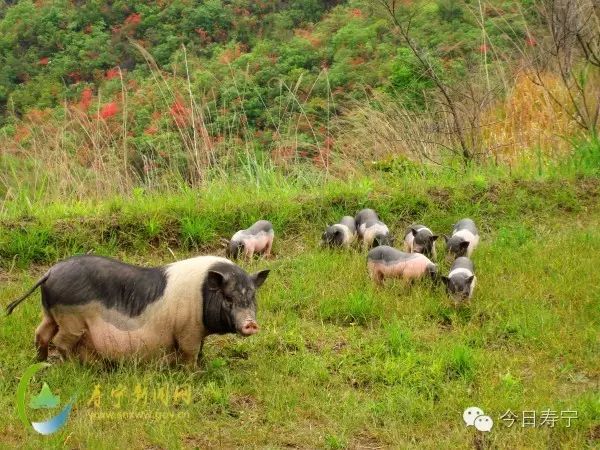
[334,70,594,168]
[0,46,334,203]
[1,48,597,205]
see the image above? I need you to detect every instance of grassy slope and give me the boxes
[1,174,599,449]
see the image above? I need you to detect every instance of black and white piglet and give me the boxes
[441,256,476,303]
[225,220,274,259]
[322,216,357,248]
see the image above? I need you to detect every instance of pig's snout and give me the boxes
[240,319,260,336]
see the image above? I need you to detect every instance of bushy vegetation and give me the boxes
[0,0,563,198]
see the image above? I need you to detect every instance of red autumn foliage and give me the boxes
[14,125,30,143]
[144,125,158,135]
[350,57,365,66]
[195,28,210,43]
[233,7,250,16]
[294,29,321,47]
[105,68,120,80]
[79,87,93,110]
[100,102,119,119]
[219,44,243,64]
[38,57,49,66]
[124,13,141,26]
[170,100,190,127]
[314,136,333,169]
[26,108,49,123]
[68,71,81,82]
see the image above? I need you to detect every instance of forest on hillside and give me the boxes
[0,0,598,198]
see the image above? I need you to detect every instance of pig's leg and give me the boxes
[53,329,85,360]
[403,234,413,252]
[244,243,255,261]
[265,235,273,258]
[35,313,59,361]
[74,341,97,363]
[368,265,385,285]
[175,333,202,368]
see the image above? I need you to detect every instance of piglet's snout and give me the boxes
[240,319,260,336]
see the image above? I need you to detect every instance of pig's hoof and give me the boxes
[47,352,63,364]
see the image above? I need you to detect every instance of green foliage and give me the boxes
[388,47,436,107]
[570,134,600,175]
[0,0,532,145]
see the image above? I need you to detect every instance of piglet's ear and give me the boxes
[441,276,450,286]
[443,235,449,243]
[411,228,418,236]
[459,241,470,250]
[466,275,475,285]
[252,269,270,288]
[431,235,439,241]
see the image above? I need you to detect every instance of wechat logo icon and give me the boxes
[463,406,493,432]
[16,363,77,435]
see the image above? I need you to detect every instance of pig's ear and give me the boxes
[252,269,270,288]
[431,235,439,241]
[466,275,475,285]
[443,235,449,243]
[441,276,450,286]
[207,269,229,288]
[411,228,418,236]
[459,241,470,250]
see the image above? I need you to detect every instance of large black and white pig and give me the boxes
[5,255,269,365]
[444,218,479,259]
[321,216,357,248]
[367,246,437,285]
[226,220,274,259]
[403,224,438,259]
[441,257,476,304]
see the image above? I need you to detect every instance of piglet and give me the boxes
[355,208,379,239]
[367,245,437,285]
[322,216,357,248]
[445,218,479,259]
[226,220,274,259]
[403,224,438,259]
[361,219,393,250]
[442,257,476,304]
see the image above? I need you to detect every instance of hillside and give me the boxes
[0,0,565,202]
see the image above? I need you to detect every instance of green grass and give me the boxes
[1,174,599,448]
